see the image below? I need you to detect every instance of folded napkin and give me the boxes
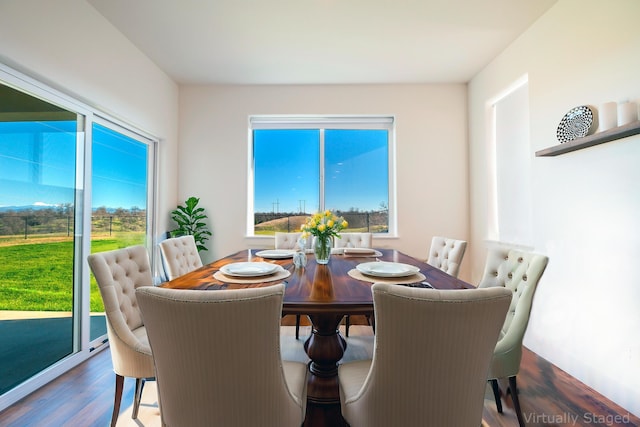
[343,248,383,258]
[343,248,377,255]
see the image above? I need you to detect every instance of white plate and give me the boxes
[356,261,420,278]
[556,105,593,143]
[256,249,296,259]
[220,262,280,277]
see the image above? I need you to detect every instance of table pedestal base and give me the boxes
[303,401,349,427]
[302,314,349,426]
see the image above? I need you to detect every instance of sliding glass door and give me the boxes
[0,83,81,395]
[90,121,151,341]
[0,66,157,411]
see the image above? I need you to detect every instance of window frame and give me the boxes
[248,115,397,238]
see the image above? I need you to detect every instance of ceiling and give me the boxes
[87,0,557,85]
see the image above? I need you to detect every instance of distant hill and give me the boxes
[0,205,57,213]
[0,205,123,213]
[255,215,307,232]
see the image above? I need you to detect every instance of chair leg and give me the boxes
[111,374,124,427]
[132,378,146,419]
[295,315,300,340]
[345,315,350,337]
[508,376,525,427]
[489,379,503,413]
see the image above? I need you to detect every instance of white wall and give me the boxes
[469,0,640,415]
[0,0,179,237]
[179,84,469,268]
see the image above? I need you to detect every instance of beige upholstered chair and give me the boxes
[478,248,549,427]
[159,235,203,281]
[339,283,512,427]
[155,232,171,283]
[87,245,155,427]
[136,284,308,427]
[275,232,305,249]
[334,232,372,249]
[334,232,374,336]
[426,235,467,278]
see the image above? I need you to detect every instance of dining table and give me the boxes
[161,247,473,427]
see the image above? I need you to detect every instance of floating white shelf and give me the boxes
[536,120,640,157]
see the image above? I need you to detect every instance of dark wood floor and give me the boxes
[0,316,638,427]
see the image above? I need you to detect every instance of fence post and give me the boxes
[109,216,113,236]
[24,217,28,239]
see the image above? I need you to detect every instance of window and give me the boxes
[0,64,157,410]
[489,77,533,245]
[250,116,395,237]
[90,120,153,341]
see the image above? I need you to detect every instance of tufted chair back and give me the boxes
[426,236,467,277]
[478,248,548,347]
[87,245,155,427]
[334,232,373,249]
[159,235,203,281]
[477,247,548,427]
[275,232,305,250]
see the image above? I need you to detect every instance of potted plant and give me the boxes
[169,196,212,252]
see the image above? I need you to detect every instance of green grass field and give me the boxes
[0,233,145,312]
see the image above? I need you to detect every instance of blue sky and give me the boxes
[1,122,388,214]
[253,129,388,213]
[254,129,320,213]
[91,123,148,209]
[0,121,147,210]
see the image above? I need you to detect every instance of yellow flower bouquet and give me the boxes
[301,211,348,264]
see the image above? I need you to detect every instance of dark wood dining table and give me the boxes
[161,248,473,426]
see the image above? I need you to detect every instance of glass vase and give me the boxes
[313,235,332,265]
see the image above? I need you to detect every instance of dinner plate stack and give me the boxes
[255,249,296,259]
[220,262,281,277]
[356,261,420,278]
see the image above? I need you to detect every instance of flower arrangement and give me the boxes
[300,210,348,239]
[301,211,348,264]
